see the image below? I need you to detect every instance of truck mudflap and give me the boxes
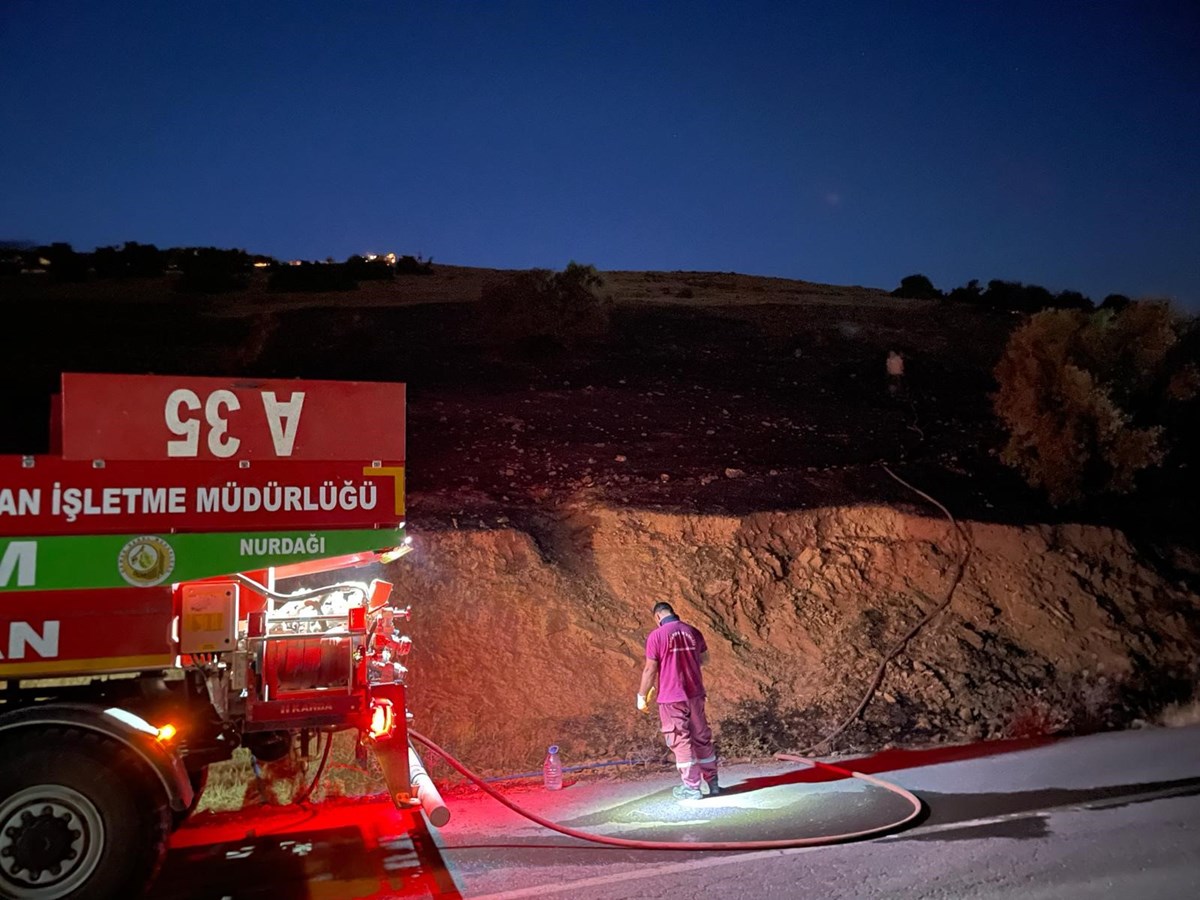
[0,702,194,811]
[368,683,449,827]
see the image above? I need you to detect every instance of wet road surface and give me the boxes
[155,724,1200,899]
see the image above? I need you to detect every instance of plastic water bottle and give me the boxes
[543,744,563,791]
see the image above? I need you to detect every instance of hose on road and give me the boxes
[409,728,922,851]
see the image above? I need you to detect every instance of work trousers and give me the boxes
[657,695,718,790]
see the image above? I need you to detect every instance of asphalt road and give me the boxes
[156,723,1200,899]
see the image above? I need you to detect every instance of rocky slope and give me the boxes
[394,499,1200,775]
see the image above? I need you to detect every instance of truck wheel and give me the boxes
[0,728,171,899]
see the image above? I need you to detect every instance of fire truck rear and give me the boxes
[0,374,440,899]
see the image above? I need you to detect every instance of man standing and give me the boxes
[638,601,720,800]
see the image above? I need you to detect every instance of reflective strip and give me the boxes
[695,755,717,764]
[0,653,173,677]
[676,760,696,770]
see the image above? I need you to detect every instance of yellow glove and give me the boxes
[637,685,656,713]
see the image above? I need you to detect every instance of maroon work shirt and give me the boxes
[645,616,707,702]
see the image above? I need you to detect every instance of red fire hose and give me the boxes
[409,729,922,851]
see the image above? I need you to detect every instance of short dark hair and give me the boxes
[652,602,674,617]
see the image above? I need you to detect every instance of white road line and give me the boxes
[465,845,826,900]
[879,811,1048,838]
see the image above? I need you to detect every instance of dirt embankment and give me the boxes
[7,266,1197,787]
[394,500,1200,776]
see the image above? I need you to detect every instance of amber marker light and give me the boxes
[369,700,395,739]
[379,535,414,564]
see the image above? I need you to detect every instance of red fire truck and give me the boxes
[0,373,442,899]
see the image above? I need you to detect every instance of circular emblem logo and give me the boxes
[118,536,176,587]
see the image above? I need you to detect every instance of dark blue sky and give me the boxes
[2,1,1197,308]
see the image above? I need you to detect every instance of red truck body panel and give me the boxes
[1,374,406,679]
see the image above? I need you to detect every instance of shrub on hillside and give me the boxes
[91,241,165,278]
[476,261,611,349]
[174,247,252,293]
[977,280,1094,313]
[1053,290,1093,311]
[946,279,982,304]
[943,279,1095,313]
[395,254,434,275]
[39,242,88,282]
[891,274,942,299]
[984,280,1053,312]
[345,255,394,281]
[993,302,1198,505]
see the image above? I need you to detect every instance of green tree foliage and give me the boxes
[891,274,942,299]
[993,302,1198,505]
[476,261,611,349]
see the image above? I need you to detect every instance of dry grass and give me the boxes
[197,732,388,814]
[1158,696,1200,728]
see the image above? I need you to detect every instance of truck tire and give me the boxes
[0,727,171,899]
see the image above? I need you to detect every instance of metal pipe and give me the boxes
[407,742,450,827]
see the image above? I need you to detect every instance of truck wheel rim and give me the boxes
[0,786,104,899]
